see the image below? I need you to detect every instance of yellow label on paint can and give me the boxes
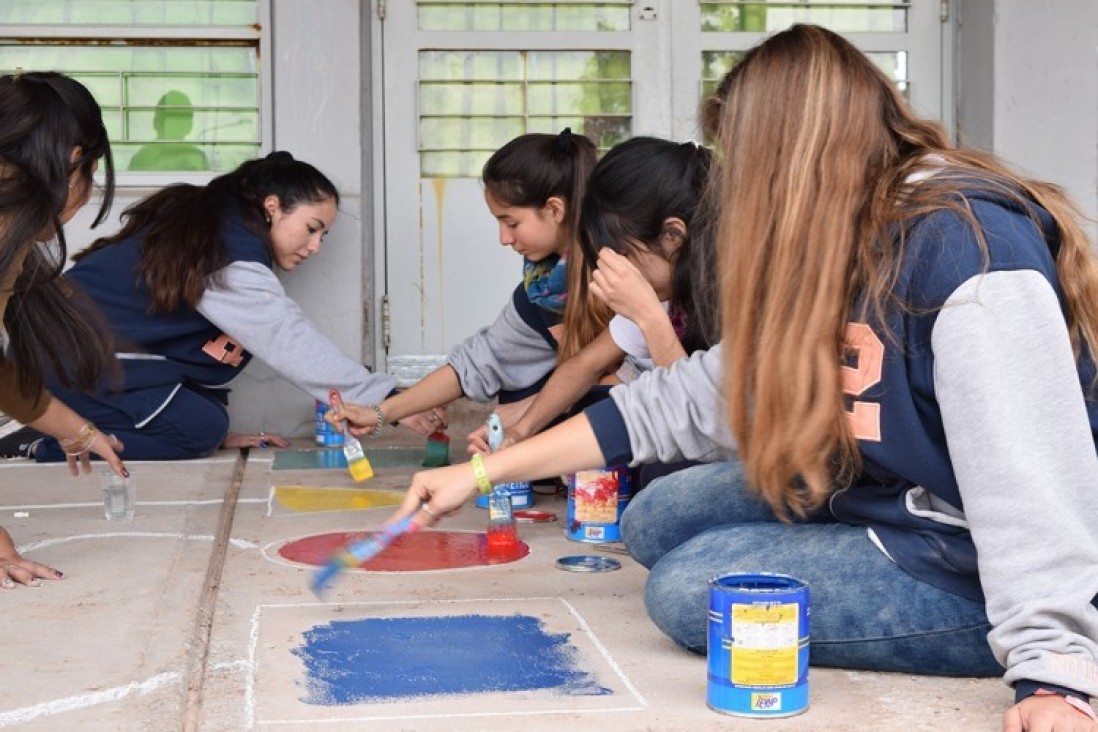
[730,602,798,686]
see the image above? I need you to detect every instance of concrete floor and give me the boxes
[0,401,1012,731]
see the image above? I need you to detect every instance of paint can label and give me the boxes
[315,400,344,446]
[706,572,809,718]
[565,466,631,543]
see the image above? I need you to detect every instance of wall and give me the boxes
[226,0,369,438]
[958,0,1098,240]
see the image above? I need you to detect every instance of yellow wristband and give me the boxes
[470,453,492,495]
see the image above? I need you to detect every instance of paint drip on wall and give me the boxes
[293,613,612,705]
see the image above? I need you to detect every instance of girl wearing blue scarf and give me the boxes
[334,130,605,437]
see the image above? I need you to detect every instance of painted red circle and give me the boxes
[278,530,529,571]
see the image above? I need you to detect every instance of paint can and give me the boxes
[706,572,810,718]
[474,481,533,509]
[565,466,631,543]
[315,400,344,446]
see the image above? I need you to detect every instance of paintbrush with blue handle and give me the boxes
[310,513,418,598]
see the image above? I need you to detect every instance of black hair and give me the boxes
[482,129,597,251]
[578,137,718,352]
[77,151,339,313]
[0,71,117,399]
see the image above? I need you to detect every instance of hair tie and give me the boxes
[556,127,573,154]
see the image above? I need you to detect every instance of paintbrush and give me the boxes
[422,429,451,467]
[310,513,418,598]
[328,388,374,482]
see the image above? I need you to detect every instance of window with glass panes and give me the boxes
[699,2,912,99]
[0,0,263,173]
[415,1,634,178]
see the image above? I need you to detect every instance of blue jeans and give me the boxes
[620,461,1002,676]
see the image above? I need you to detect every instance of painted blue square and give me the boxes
[293,613,612,705]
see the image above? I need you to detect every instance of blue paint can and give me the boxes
[707,572,809,718]
[565,466,631,543]
[474,481,533,510]
[314,400,344,447]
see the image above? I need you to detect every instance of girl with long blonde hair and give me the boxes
[387,25,1098,729]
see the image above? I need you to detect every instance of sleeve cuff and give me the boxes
[1014,679,1090,705]
[584,397,633,466]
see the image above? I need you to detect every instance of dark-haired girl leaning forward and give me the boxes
[28,152,435,462]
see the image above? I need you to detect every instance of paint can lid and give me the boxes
[514,509,557,523]
[556,555,621,572]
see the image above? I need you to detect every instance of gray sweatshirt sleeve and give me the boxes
[932,270,1098,696]
[196,261,396,406]
[607,344,736,465]
[446,294,558,402]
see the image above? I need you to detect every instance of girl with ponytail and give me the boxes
[333,129,605,441]
[31,151,433,461]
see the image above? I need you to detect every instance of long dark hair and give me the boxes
[482,129,610,360]
[0,71,117,399]
[578,136,718,353]
[76,151,339,313]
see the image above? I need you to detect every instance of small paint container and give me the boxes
[474,481,533,510]
[565,466,631,543]
[706,572,809,718]
[314,400,344,447]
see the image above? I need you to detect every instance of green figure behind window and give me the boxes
[128,90,209,171]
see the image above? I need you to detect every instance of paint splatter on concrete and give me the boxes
[278,530,529,570]
[293,614,612,705]
[273,486,405,513]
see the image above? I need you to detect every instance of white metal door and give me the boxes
[375,1,947,384]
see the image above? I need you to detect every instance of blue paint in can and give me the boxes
[707,572,809,717]
[565,466,631,543]
[474,481,533,509]
[315,400,344,446]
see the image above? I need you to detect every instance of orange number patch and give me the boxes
[842,323,883,442]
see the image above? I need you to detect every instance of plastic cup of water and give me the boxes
[101,470,136,521]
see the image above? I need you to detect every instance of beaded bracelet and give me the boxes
[60,421,98,457]
[365,404,385,439]
[470,453,493,495]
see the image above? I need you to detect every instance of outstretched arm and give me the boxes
[395,411,608,525]
[335,366,460,438]
[29,395,126,477]
[505,330,623,443]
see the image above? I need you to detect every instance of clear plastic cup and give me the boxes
[101,470,135,520]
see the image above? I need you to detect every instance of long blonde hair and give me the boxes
[705,24,1098,517]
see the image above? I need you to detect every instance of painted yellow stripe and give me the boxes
[273,485,404,513]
